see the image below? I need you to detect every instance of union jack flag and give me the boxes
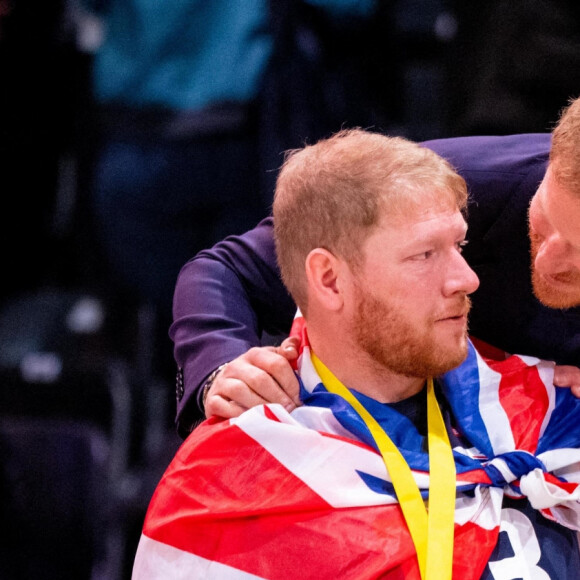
[133,320,580,579]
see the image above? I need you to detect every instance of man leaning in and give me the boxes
[134,130,580,579]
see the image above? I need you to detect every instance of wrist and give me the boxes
[202,363,228,409]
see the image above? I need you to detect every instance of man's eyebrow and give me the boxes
[411,223,468,243]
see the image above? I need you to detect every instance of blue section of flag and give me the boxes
[537,387,580,454]
[441,341,496,459]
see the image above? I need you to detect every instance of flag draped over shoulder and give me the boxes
[133,318,580,580]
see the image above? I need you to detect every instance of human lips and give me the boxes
[434,296,471,325]
[542,271,578,287]
[436,313,468,325]
[435,303,471,325]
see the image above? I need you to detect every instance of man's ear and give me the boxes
[305,248,346,311]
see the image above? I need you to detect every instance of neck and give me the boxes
[308,329,426,403]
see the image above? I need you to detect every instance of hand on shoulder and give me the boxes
[204,337,301,419]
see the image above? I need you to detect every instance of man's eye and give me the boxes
[414,250,433,260]
[457,240,469,253]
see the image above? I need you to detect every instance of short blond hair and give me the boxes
[273,129,467,312]
[550,96,580,195]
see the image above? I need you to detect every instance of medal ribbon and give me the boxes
[311,353,455,580]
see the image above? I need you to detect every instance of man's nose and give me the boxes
[443,252,480,297]
[534,233,569,275]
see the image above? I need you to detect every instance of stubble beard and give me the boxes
[529,229,580,309]
[352,285,471,379]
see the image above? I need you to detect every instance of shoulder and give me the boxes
[422,134,550,177]
[423,134,550,223]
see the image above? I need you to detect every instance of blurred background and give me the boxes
[1,0,579,578]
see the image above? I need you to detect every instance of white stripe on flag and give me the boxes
[233,405,405,508]
[133,535,264,580]
[476,350,516,454]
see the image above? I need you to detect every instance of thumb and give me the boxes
[278,336,300,360]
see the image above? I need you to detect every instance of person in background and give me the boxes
[80,0,377,383]
[170,96,580,436]
[134,130,580,579]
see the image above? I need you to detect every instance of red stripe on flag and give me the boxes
[456,468,493,485]
[141,418,500,579]
[289,315,308,370]
[488,356,550,453]
[142,419,421,578]
[469,336,509,361]
[543,472,579,493]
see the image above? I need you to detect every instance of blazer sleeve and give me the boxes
[170,217,296,436]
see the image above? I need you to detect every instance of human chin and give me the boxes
[396,333,468,378]
[423,329,469,376]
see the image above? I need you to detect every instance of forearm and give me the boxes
[170,218,296,435]
[171,259,259,428]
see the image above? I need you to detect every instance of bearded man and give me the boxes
[134,130,580,579]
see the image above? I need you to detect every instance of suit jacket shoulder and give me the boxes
[423,134,550,237]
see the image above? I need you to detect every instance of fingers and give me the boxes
[553,365,580,399]
[205,387,249,420]
[277,335,300,361]
[204,346,301,419]
[553,365,578,386]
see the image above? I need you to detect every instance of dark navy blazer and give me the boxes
[171,133,580,435]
